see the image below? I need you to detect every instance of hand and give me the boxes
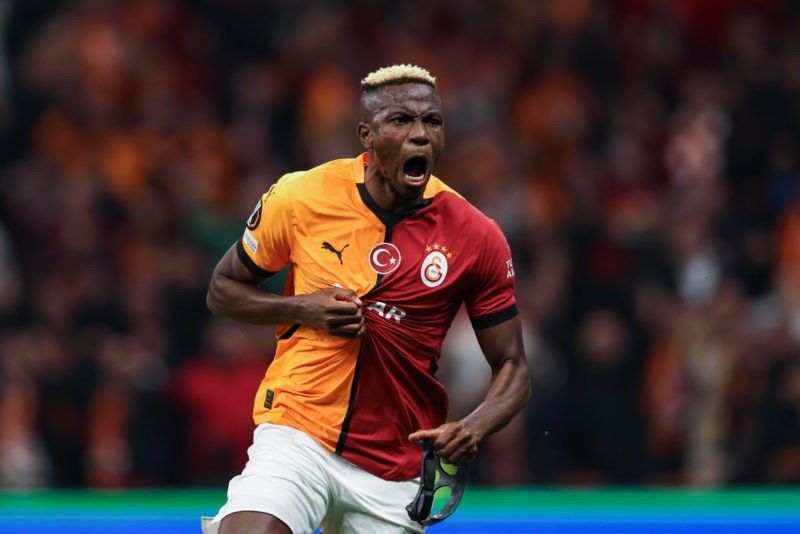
[297,287,364,338]
[408,421,478,465]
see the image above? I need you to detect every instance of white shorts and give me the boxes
[201,423,424,534]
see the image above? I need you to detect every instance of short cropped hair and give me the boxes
[360,64,436,91]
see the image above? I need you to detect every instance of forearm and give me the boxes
[206,271,303,325]
[460,355,530,441]
[407,317,529,464]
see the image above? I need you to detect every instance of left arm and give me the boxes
[408,315,530,464]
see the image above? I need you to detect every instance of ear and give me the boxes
[358,123,372,149]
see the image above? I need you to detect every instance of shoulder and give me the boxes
[425,176,501,234]
[277,157,356,191]
[269,158,360,213]
[423,174,461,201]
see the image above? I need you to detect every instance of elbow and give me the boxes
[205,290,216,315]
[205,281,223,317]
[518,358,532,408]
[522,376,532,406]
[205,290,219,316]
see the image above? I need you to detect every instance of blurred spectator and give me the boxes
[0,221,21,317]
[566,308,647,483]
[761,357,800,483]
[169,318,274,486]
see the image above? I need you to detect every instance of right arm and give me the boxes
[206,244,364,337]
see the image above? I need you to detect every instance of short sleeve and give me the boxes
[235,177,293,277]
[464,220,518,329]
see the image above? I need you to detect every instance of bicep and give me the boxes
[474,315,526,373]
[212,244,267,288]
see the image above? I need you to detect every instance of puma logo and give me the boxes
[322,241,349,264]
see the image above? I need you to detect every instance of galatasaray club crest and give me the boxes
[421,243,450,288]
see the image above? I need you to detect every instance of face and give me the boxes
[359,83,445,206]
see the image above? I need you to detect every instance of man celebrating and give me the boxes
[203,64,530,534]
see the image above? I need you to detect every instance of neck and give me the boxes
[363,160,422,213]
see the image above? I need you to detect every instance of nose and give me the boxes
[408,118,429,145]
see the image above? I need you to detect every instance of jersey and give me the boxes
[236,153,518,481]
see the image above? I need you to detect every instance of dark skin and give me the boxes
[211,82,530,534]
[358,82,445,211]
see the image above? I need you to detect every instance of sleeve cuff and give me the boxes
[470,303,518,330]
[236,239,275,278]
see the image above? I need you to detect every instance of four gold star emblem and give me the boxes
[426,243,452,259]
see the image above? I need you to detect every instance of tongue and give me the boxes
[403,157,426,177]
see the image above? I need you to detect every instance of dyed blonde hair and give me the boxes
[360,64,436,90]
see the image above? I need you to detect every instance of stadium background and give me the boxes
[1,0,800,531]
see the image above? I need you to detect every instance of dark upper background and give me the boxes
[1,0,800,489]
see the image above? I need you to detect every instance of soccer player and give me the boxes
[202,64,530,534]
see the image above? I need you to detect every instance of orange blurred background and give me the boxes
[1,0,800,490]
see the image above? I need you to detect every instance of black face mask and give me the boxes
[405,438,468,526]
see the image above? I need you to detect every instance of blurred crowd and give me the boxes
[1,0,800,489]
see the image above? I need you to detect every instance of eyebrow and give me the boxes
[375,101,442,117]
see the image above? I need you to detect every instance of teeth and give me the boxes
[405,174,425,183]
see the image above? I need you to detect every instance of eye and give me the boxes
[390,115,412,125]
[423,115,443,126]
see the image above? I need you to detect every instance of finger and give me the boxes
[328,315,363,328]
[439,439,472,465]
[433,428,466,458]
[408,429,440,442]
[440,446,478,465]
[443,451,466,465]
[335,291,363,306]
[329,318,365,335]
[331,328,363,339]
[329,301,362,315]
[328,310,361,321]
[329,307,360,318]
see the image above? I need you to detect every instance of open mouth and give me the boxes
[402,156,428,185]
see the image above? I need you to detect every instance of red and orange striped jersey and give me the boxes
[237,153,517,481]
